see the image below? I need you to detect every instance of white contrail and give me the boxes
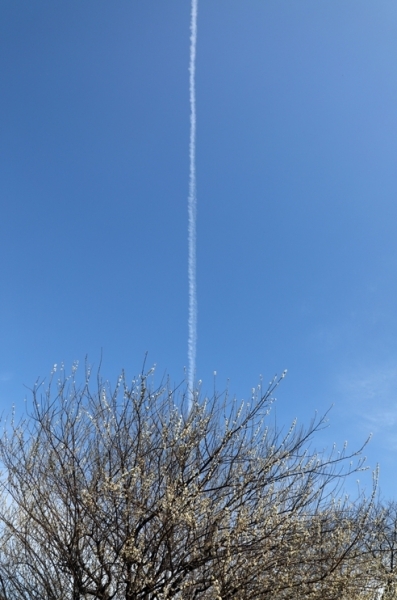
[188,0,198,404]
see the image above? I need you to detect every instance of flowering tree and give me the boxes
[359,501,397,600]
[0,364,375,599]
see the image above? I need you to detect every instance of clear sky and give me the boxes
[1,0,397,498]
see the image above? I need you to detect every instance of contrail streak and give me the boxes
[188,0,198,404]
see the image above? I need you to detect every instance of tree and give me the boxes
[0,362,375,599]
[361,501,397,600]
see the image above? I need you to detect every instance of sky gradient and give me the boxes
[1,0,397,498]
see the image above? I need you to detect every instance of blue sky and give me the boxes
[1,0,397,498]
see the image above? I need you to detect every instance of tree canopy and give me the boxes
[0,363,384,599]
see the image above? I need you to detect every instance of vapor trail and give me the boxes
[188,0,198,403]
